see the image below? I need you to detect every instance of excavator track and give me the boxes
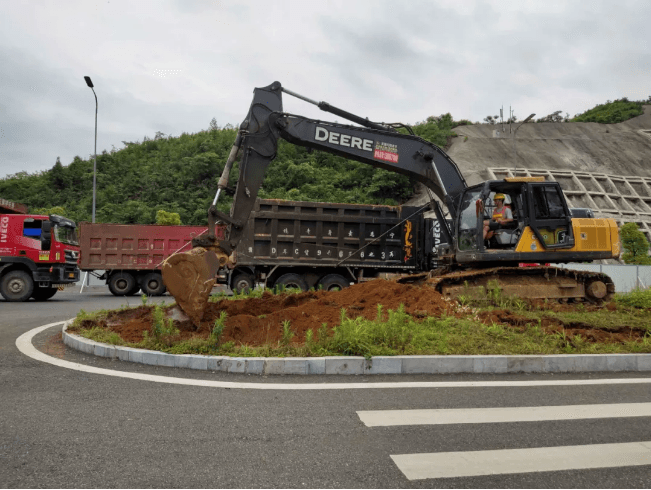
[423,266,616,304]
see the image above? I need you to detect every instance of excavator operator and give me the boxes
[483,193,513,241]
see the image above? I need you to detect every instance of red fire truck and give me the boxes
[0,199,80,301]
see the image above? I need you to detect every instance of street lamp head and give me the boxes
[84,76,94,88]
[523,113,536,123]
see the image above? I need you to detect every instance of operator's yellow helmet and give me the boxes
[494,193,506,201]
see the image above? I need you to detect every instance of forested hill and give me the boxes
[0,115,463,225]
[3,98,644,226]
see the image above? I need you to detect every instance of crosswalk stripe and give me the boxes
[391,441,651,480]
[358,402,651,426]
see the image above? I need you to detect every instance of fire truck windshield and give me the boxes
[54,225,79,246]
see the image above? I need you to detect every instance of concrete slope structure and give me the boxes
[448,105,651,186]
[407,106,651,242]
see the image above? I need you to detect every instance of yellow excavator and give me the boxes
[162,82,620,325]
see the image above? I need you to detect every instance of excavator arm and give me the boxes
[162,81,467,325]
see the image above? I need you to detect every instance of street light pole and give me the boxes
[513,113,535,176]
[81,76,97,292]
[84,76,97,223]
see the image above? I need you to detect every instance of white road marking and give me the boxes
[391,441,651,480]
[358,403,651,426]
[17,322,651,390]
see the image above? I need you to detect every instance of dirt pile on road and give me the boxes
[94,279,454,346]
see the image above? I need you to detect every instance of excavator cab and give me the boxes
[454,178,576,262]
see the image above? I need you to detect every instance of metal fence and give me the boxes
[553,264,651,293]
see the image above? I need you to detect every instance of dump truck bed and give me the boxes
[78,222,224,271]
[235,199,425,270]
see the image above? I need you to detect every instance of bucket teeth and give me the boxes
[161,247,221,327]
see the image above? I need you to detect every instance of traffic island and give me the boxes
[62,323,651,375]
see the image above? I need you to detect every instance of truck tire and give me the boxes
[108,272,136,296]
[232,273,254,294]
[31,286,57,301]
[274,273,308,292]
[0,270,34,302]
[317,274,350,291]
[141,272,166,296]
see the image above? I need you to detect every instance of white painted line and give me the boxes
[391,441,651,480]
[17,323,651,390]
[358,403,651,426]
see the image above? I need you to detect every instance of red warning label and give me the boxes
[374,142,399,163]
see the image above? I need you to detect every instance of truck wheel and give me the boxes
[274,273,308,292]
[0,270,34,302]
[317,274,350,291]
[141,272,166,296]
[31,286,57,301]
[232,273,254,294]
[108,272,136,296]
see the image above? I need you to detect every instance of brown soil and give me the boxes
[68,278,647,348]
[71,279,455,346]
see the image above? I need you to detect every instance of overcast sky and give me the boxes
[1,0,650,178]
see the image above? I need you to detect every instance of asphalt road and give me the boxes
[2,286,651,488]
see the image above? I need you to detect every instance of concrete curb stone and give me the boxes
[326,357,364,375]
[307,358,325,375]
[61,325,651,376]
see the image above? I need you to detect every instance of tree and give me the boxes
[32,205,67,216]
[50,157,66,190]
[536,111,569,123]
[156,209,182,225]
[620,223,651,264]
[483,115,499,125]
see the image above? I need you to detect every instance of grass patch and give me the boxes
[76,326,125,346]
[209,286,303,302]
[70,288,651,357]
[615,288,651,309]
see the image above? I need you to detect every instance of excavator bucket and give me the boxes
[161,247,224,327]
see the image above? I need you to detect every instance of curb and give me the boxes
[60,324,651,376]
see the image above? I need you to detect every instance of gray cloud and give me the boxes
[1,0,650,178]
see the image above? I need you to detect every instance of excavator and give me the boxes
[162,82,620,325]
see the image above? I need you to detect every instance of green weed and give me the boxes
[281,320,294,346]
[210,311,228,347]
[151,305,179,341]
[317,323,330,349]
[615,288,651,309]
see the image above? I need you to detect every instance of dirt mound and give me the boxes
[95,279,454,346]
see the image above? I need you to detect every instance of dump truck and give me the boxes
[77,222,223,296]
[0,199,80,301]
[225,198,442,293]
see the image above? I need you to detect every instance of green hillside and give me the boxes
[0,115,461,225]
[572,98,647,124]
